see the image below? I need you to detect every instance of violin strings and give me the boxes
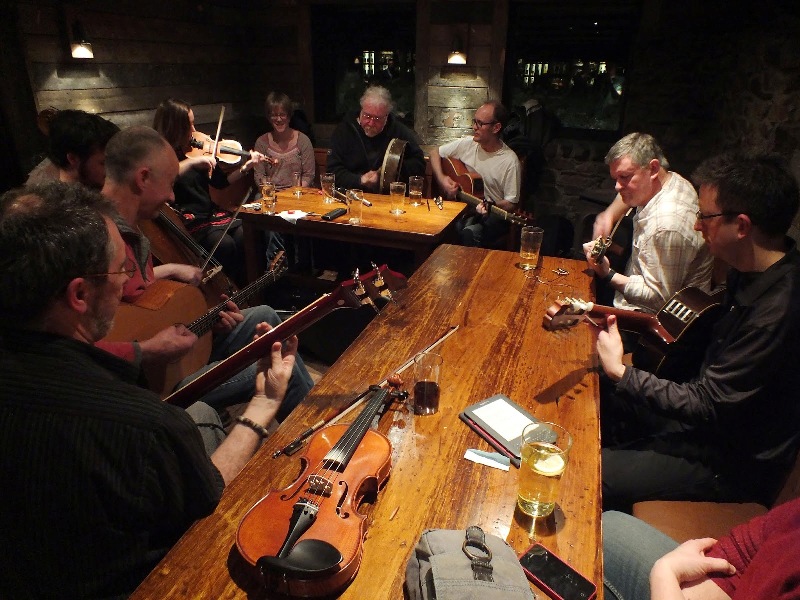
[302,388,389,509]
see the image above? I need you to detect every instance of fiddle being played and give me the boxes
[99,125,314,423]
[0,180,297,598]
[153,98,281,286]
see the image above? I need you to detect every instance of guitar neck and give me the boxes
[587,305,674,344]
[188,269,281,338]
[165,292,342,408]
[457,189,522,224]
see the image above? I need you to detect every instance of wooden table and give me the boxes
[240,188,467,282]
[132,245,602,599]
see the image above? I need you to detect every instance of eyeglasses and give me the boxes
[695,210,739,221]
[473,118,498,128]
[270,113,289,121]
[360,111,387,123]
[85,256,137,279]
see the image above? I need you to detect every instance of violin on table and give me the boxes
[236,384,398,597]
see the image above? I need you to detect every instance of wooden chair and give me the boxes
[312,148,329,189]
[632,448,800,542]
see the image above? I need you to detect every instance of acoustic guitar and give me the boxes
[165,264,407,408]
[105,253,288,397]
[440,156,528,226]
[544,286,726,382]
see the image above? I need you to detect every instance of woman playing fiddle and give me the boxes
[153,98,270,286]
[253,92,316,190]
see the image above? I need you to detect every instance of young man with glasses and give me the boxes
[430,101,522,247]
[327,85,425,192]
[584,132,713,312]
[596,152,800,513]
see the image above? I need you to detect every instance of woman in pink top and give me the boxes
[253,92,315,190]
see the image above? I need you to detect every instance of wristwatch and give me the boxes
[601,268,616,283]
[463,525,494,581]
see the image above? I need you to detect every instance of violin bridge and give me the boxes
[306,474,334,497]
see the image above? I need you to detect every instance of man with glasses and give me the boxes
[596,152,800,512]
[584,132,713,312]
[430,100,522,247]
[327,85,425,192]
[0,181,296,597]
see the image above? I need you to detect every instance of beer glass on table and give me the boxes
[517,422,572,517]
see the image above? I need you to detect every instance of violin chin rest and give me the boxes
[257,539,343,578]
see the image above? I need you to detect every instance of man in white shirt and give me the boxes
[430,101,522,247]
[585,133,712,313]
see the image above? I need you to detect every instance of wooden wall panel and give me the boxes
[11,0,307,175]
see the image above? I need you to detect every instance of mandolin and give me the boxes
[236,384,394,597]
[163,264,407,408]
[441,156,528,226]
[105,253,288,397]
[544,286,726,382]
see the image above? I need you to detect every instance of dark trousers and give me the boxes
[600,379,752,513]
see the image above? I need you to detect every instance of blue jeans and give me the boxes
[602,510,679,600]
[179,305,314,422]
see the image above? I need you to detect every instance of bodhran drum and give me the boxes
[378,138,408,194]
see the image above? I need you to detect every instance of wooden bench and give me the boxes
[632,448,800,542]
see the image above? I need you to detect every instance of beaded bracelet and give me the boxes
[235,415,269,438]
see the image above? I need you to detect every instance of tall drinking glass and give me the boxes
[408,175,424,207]
[292,171,302,198]
[321,173,336,204]
[389,181,406,215]
[517,422,572,517]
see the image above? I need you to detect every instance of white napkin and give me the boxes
[277,210,309,224]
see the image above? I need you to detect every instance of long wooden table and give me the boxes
[240,188,467,281]
[132,245,601,599]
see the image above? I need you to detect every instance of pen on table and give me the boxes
[459,414,521,468]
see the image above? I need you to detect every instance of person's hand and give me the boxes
[250,322,297,414]
[187,155,216,172]
[160,263,203,286]
[597,314,626,381]
[212,296,244,335]
[139,325,197,364]
[242,150,274,171]
[593,209,616,239]
[360,170,379,189]
[651,538,735,588]
[440,176,459,198]
[476,201,489,216]
[582,240,611,278]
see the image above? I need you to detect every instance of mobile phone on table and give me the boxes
[518,543,597,600]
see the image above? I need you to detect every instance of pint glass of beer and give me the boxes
[517,422,572,517]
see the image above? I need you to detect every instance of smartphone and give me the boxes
[518,543,597,600]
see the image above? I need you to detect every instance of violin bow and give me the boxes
[198,185,252,276]
[210,105,225,160]
[272,325,460,458]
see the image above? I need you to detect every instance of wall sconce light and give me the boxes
[68,20,94,59]
[447,36,467,65]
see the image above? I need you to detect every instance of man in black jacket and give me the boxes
[327,85,425,193]
[597,153,800,513]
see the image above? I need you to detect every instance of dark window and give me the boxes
[311,3,416,125]
[505,1,642,135]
